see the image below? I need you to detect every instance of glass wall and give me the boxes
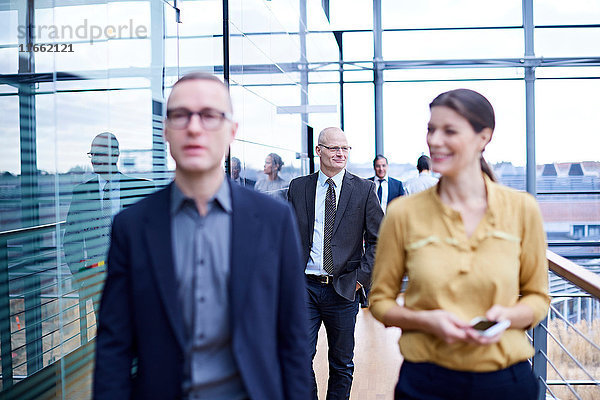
[0,1,176,397]
[324,0,600,196]
[228,0,339,196]
[0,0,336,398]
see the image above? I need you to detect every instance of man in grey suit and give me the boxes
[288,127,383,399]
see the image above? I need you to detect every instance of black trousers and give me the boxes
[395,360,539,400]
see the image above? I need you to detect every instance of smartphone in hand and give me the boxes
[469,317,510,337]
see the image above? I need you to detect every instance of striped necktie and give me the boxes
[323,178,336,275]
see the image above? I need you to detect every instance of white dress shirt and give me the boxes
[405,171,439,195]
[374,175,389,213]
[305,169,345,276]
[97,174,121,217]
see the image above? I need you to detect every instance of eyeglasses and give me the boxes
[166,107,233,130]
[318,144,352,153]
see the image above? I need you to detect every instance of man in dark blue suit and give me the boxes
[368,154,405,213]
[94,72,311,400]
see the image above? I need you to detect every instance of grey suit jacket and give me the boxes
[287,171,383,301]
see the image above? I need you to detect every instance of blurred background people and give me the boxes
[255,152,287,201]
[230,156,255,188]
[405,155,438,195]
[368,154,405,213]
[370,89,549,400]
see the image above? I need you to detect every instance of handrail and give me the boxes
[0,221,65,238]
[547,250,600,299]
[548,241,600,247]
[537,191,600,195]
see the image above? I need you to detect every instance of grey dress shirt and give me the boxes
[171,179,247,400]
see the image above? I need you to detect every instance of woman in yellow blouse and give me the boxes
[369,89,549,400]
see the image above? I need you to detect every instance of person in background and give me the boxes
[94,72,311,400]
[370,89,549,400]
[404,155,438,195]
[255,152,287,201]
[368,155,405,213]
[230,156,255,188]
[288,127,383,400]
[64,132,153,324]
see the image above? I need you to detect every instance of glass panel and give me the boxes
[0,8,18,73]
[307,0,332,31]
[535,0,600,25]
[535,28,600,58]
[308,83,341,134]
[536,66,600,79]
[343,83,374,170]
[383,28,523,60]
[309,71,340,83]
[307,32,338,63]
[536,79,600,165]
[342,31,372,62]
[382,0,521,29]
[230,142,300,202]
[0,1,170,397]
[342,70,372,82]
[384,67,524,82]
[0,96,19,181]
[383,80,525,187]
[536,79,600,259]
[329,0,372,30]
[539,193,600,248]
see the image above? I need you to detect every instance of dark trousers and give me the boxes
[395,360,539,400]
[306,279,359,400]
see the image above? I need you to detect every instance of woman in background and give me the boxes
[369,89,549,400]
[255,152,288,201]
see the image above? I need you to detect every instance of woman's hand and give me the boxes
[463,303,536,345]
[420,310,471,344]
[463,305,512,345]
[486,303,534,330]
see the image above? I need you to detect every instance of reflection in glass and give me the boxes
[64,133,155,345]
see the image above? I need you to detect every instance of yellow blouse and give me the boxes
[369,175,549,372]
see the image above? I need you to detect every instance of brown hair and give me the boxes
[429,89,496,181]
[373,154,388,168]
[267,153,284,172]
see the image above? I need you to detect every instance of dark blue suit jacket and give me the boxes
[94,180,311,400]
[368,176,405,204]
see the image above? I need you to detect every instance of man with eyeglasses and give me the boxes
[64,132,154,325]
[94,72,311,400]
[288,127,383,399]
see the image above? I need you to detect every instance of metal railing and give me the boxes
[531,250,600,400]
